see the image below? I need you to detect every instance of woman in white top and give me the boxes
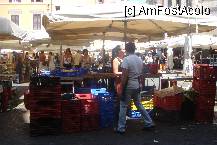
[48,52,55,71]
[63,48,73,68]
[81,49,91,68]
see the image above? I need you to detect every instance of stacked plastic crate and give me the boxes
[29,76,61,136]
[61,98,81,133]
[75,93,99,131]
[153,90,183,122]
[92,89,114,128]
[129,97,154,119]
[193,64,216,123]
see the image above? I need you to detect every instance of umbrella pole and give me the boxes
[124,19,127,47]
[60,42,63,68]
[102,32,105,69]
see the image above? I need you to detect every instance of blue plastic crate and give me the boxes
[99,114,114,128]
[129,110,142,118]
[129,110,153,119]
[75,88,91,94]
[91,88,107,96]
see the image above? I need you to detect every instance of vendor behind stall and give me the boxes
[81,49,91,69]
[63,48,73,68]
[73,50,82,68]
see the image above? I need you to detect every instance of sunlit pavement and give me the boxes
[0,103,217,145]
[0,81,216,145]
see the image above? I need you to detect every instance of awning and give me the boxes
[0,16,27,41]
[42,4,216,43]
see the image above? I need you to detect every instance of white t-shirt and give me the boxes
[121,54,143,89]
[74,53,82,66]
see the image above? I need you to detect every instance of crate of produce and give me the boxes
[195,109,214,123]
[80,99,99,115]
[192,79,216,95]
[62,115,81,133]
[154,94,183,111]
[193,64,215,80]
[81,114,99,131]
[131,99,154,111]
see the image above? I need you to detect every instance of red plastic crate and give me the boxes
[29,100,61,111]
[29,85,61,93]
[195,109,214,123]
[81,114,99,131]
[29,93,61,101]
[62,115,81,133]
[196,96,215,110]
[153,95,160,108]
[30,110,61,119]
[75,94,93,100]
[147,64,158,74]
[193,64,216,80]
[192,79,216,95]
[80,99,99,115]
[154,94,183,111]
[61,99,81,117]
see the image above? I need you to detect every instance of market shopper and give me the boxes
[116,42,155,134]
[39,51,46,71]
[24,52,30,81]
[81,49,91,69]
[63,48,73,68]
[112,45,125,130]
[160,52,166,71]
[48,52,55,71]
[16,54,23,83]
[74,50,82,68]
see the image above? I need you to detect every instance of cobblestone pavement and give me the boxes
[0,103,217,145]
[0,86,217,145]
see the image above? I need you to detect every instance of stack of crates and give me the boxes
[95,92,114,128]
[75,93,99,131]
[29,76,61,136]
[153,92,183,122]
[61,98,81,133]
[193,64,216,123]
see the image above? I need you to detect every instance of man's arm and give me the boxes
[121,68,129,90]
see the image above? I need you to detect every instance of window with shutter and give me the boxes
[33,14,41,30]
[11,15,19,26]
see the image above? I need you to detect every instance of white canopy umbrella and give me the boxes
[0,16,27,40]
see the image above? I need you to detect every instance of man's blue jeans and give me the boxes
[118,89,154,132]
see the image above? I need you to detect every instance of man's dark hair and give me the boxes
[125,42,136,54]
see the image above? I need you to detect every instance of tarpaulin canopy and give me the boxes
[42,4,216,43]
[0,16,27,41]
